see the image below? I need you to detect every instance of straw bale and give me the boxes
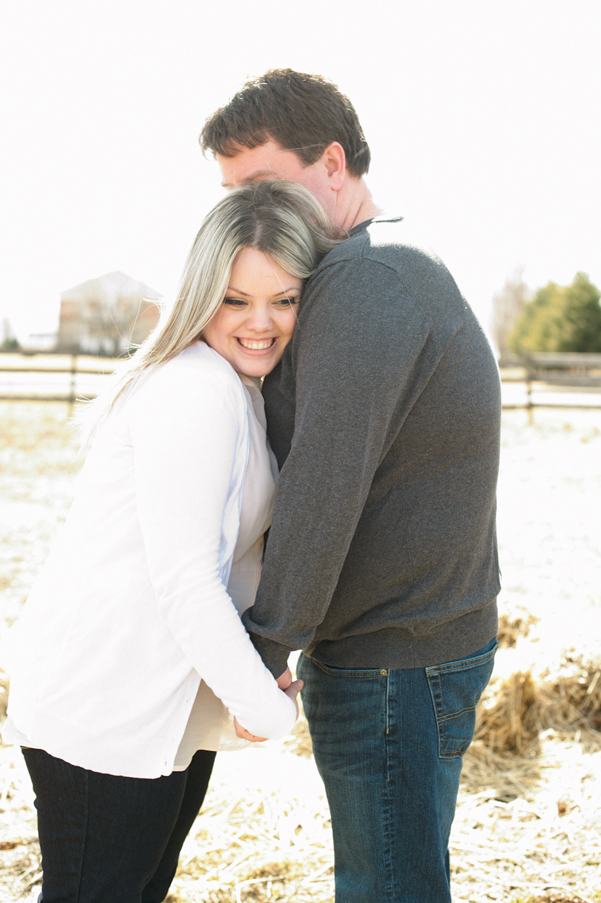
[475,670,543,754]
[473,645,601,763]
[0,671,9,720]
[543,656,601,735]
[498,611,540,648]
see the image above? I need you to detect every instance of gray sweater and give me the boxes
[242,217,501,677]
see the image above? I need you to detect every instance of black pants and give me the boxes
[23,746,216,903]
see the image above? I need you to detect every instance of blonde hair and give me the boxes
[80,181,339,440]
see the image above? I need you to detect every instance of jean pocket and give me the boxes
[426,642,498,759]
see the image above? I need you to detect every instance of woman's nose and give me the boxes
[245,303,273,331]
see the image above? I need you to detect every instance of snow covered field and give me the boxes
[1,402,600,902]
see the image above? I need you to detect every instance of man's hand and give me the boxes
[276,666,293,690]
[233,677,304,742]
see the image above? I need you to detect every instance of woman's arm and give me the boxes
[128,351,297,740]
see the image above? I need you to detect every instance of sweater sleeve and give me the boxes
[129,355,296,739]
[242,259,434,676]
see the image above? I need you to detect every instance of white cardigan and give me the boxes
[4,342,296,778]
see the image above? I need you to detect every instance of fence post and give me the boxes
[523,353,534,425]
[69,354,77,405]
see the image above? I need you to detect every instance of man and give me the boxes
[200,69,501,902]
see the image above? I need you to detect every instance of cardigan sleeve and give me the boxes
[128,354,296,739]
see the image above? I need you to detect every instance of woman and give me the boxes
[3,180,338,902]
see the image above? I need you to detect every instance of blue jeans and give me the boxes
[22,747,216,903]
[297,637,497,903]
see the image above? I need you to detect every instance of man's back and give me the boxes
[252,217,501,672]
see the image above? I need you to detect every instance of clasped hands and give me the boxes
[233,666,303,742]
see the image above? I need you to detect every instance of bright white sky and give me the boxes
[1,0,600,343]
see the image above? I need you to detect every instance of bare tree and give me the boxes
[58,272,160,356]
[81,294,145,356]
[492,268,531,360]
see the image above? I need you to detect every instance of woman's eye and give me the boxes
[223,298,247,307]
[275,297,300,307]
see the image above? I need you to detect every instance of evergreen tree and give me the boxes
[1,318,20,352]
[510,273,601,353]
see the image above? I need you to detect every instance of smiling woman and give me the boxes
[203,246,302,378]
[2,180,339,903]
[79,179,337,437]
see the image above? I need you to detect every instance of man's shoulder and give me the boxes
[308,216,464,317]
[295,217,478,362]
[315,217,452,284]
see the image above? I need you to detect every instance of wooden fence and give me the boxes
[1,351,601,409]
[0,353,117,403]
[499,352,601,413]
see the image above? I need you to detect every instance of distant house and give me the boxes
[57,271,161,355]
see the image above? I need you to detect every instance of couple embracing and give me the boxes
[4,70,501,903]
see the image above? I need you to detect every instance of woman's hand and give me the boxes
[233,719,268,742]
[233,678,303,742]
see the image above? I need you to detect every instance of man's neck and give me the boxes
[335,177,382,232]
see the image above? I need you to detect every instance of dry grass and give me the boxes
[1,402,601,902]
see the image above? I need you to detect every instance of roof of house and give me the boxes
[61,271,162,303]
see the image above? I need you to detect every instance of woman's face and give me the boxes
[203,247,302,378]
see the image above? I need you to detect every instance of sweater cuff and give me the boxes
[249,634,292,680]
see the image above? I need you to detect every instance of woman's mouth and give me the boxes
[237,338,276,351]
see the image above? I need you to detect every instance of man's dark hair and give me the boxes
[200,69,371,177]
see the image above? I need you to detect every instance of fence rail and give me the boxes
[498,352,601,413]
[0,353,117,403]
[1,352,601,409]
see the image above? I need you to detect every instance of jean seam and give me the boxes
[438,705,478,723]
[75,768,89,902]
[310,659,384,680]
[385,670,390,735]
[427,669,444,757]
[383,674,395,900]
[425,645,498,678]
